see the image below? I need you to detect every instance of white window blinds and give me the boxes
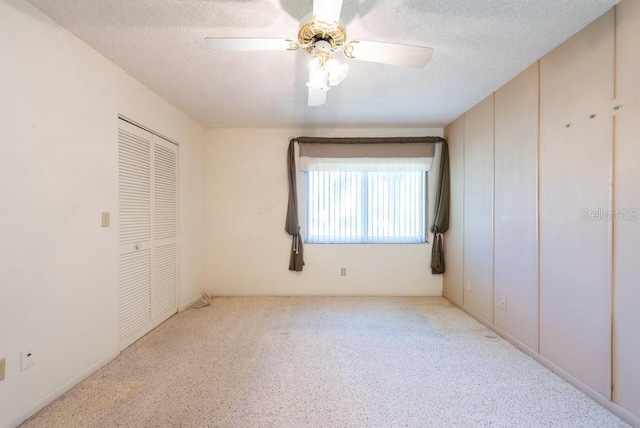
[306,170,426,243]
[297,138,434,244]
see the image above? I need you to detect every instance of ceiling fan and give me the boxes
[205,0,433,107]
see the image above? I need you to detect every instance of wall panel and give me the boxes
[443,117,465,306]
[463,95,494,322]
[494,63,540,351]
[539,10,614,398]
[613,0,640,416]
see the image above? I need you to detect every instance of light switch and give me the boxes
[101,212,110,227]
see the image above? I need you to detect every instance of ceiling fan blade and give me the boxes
[313,0,344,24]
[205,38,292,51]
[347,41,434,68]
[308,87,327,107]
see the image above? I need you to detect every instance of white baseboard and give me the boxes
[2,350,120,428]
[450,301,640,428]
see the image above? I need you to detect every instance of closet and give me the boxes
[118,118,178,349]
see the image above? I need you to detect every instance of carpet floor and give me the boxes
[21,297,628,427]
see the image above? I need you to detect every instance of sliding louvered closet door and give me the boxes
[118,119,178,350]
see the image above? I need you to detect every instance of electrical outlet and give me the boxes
[500,296,508,310]
[0,358,5,381]
[340,267,346,277]
[21,350,35,371]
[466,281,471,291]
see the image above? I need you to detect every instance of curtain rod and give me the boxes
[291,136,446,145]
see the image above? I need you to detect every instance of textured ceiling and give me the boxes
[25,0,618,128]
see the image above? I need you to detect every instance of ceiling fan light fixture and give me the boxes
[326,59,348,86]
[307,44,348,92]
[307,66,329,91]
[309,55,322,69]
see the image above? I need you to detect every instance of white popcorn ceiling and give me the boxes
[25,0,618,128]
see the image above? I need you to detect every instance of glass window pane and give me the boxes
[307,170,425,244]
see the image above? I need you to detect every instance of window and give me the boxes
[306,170,426,243]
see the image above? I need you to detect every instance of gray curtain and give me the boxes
[285,139,304,271]
[430,140,450,274]
[286,136,449,274]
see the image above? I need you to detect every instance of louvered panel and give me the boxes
[119,250,151,342]
[118,120,178,350]
[119,129,151,245]
[153,243,177,324]
[153,143,177,240]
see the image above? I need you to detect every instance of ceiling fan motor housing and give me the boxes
[312,40,332,55]
[298,18,347,52]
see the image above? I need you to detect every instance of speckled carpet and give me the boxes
[21,297,627,427]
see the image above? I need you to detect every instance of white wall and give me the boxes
[204,127,444,296]
[0,0,205,426]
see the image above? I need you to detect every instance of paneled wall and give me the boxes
[539,10,614,398]
[613,0,640,418]
[444,4,639,425]
[462,96,495,323]
[442,117,465,306]
[493,63,539,352]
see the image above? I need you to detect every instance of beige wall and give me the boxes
[613,0,640,418]
[442,117,465,306]
[494,63,539,352]
[444,4,640,424]
[539,9,614,398]
[0,0,205,426]
[462,95,495,323]
[204,127,444,297]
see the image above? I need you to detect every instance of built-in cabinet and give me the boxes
[444,4,639,425]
